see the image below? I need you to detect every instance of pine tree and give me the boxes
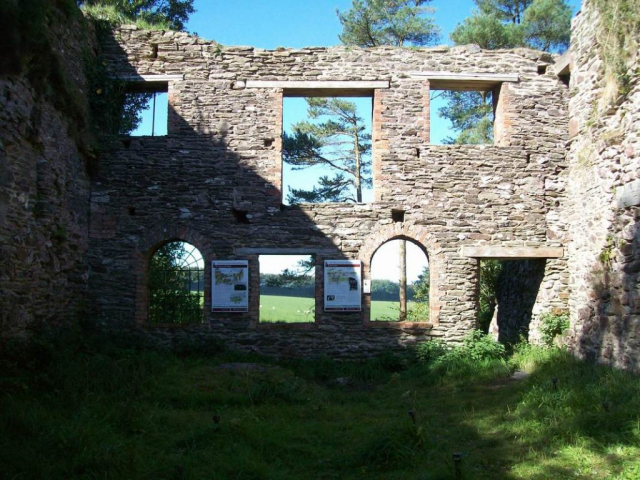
[337,0,440,47]
[283,98,371,204]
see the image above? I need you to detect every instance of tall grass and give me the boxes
[1,329,640,479]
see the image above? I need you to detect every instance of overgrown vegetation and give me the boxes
[592,0,640,105]
[3,329,639,479]
[79,0,195,31]
[539,311,570,346]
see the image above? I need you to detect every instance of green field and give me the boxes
[260,296,425,322]
[260,295,315,323]
[370,300,421,321]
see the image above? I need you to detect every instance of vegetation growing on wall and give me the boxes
[79,0,195,31]
[592,0,640,105]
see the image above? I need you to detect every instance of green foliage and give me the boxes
[599,234,616,264]
[450,9,523,48]
[522,0,572,51]
[148,241,204,324]
[438,90,494,144]
[451,0,571,52]
[446,0,571,144]
[283,97,371,203]
[415,330,506,371]
[592,0,640,103]
[478,259,503,333]
[337,0,440,47]
[406,266,430,321]
[539,311,570,346]
[79,0,195,30]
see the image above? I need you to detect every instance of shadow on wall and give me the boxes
[494,259,546,344]
[88,30,439,356]
[575,207,640,372]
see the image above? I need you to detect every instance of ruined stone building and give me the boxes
[1,0,638,369]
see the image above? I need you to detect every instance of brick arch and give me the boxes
[359,224,441,326]
[134,224,212,326]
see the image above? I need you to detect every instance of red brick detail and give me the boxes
[359,224,442,326]
[493,83,512,146]
[133,225,212,327]
[272,89,284,197]
[422,80,430,143]
[372,89,389,202]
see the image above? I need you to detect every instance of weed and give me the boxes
[539,311,570,346]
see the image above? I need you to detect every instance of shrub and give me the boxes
[461,329,506,361]
[539,311,570,346]
[414,339,448,364]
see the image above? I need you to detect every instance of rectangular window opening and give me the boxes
[122,85,168,137]
[259,254,316,323]
[282,95,373,205]
[429,88,496,145]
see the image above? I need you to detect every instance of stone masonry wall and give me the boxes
[0,10,93,338]
[88,27,571,357]
[566,1,640,372]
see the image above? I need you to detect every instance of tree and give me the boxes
[148,241,203,324]
[283,98,371,204]
[438,90,494,144]
[443,0,572,143]
[522,0,572,51]
[451,0,571,53]
[337,0,440,47]
[407,266,430,321]
[80,0,195,30]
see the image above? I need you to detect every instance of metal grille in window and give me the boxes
[149,241,204,324]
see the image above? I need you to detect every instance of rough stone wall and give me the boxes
[0,10,93,338]
[87,27,570,356]
[566,1,640,372]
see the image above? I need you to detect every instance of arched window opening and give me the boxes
[148,241,204,324]
[370,239,429,322]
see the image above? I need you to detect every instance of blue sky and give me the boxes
[137,1,582,280]
[186,0,582,49]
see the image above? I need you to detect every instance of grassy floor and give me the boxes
[1,335,639,479]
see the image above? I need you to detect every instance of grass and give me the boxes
[260,294,315,323]
[1,332,640,479]
[370,299,419,321]
[259,296,424,323]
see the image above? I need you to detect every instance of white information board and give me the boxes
[211,260,249,312]
[324,260,362,312]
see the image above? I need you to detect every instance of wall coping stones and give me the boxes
[117,74,184,82]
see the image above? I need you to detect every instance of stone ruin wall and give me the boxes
[86,27,570,356]
[565,0,640,372]
[0,11,93,338]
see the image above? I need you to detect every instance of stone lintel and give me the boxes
[245,80,389,97]
[461,246,564,259]
[410,71,519,91]
[118,74,184,83]
[235,247,338,255]
[554,51,572,76]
